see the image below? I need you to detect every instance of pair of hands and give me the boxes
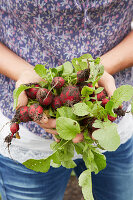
[16,68,116,143]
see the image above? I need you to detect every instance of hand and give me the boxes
[16,69,44,107]
[73,71,116,143]
[15,69,59,140]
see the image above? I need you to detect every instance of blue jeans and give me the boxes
[0,137,133,200]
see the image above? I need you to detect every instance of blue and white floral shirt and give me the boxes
[0,0,133,138]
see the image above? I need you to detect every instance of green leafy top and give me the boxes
[13,84,37,109]
[111,85,133,108]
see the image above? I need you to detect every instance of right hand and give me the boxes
[15,69,58,140]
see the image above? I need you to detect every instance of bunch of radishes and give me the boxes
[8,69,89,142]
[5,54,132,200]
[6,54,125,147]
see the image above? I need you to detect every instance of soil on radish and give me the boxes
[77,69,90,83]
[28,103,44,121]
[60,86,80,106]
[51,96,62,110]
[51,77,65,89]
[114,107,126,117]
[26,84,40,99]
[36,88,53,106]
[97,90,107,101]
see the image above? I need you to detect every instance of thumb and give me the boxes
[15,80,28,109]
[16,91,28,109]
[98,71,116,98]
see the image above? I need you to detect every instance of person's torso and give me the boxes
[0,0,133,137]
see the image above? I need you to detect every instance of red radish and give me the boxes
[77,69,90,83]
[87,83,93,87]
[16,106,31,122]
[101,98,109,107]
[5,106,30,148]
[51,77,65,89]
[5,123,20,147]
[10,123,19,134]
[108,115,116,122]
[51,96,62,110]
[25,84,40,99]
[60,86,80,106]
[36,88,53,106]
[97,90,106,101]
[28,103,44,121]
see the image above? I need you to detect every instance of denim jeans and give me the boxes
[0,136,133,200]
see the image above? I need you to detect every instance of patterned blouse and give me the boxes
[0,0,133,139]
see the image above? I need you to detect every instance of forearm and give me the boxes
[0,42,34,81]
[100,31,133,75]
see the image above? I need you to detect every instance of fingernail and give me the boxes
[39,115,48,123]
[43,117,48,123]
[16,104,21,110]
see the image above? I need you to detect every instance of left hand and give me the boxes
[73,71,116,143]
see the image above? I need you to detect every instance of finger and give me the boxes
[72,133,84,143]
[105,78,116,97]
[35,113,48,124]
[17,91,28,108]
[119,104,123,109]
[38,118,56,129]
[98,71,116,97]
[53,135,60,143]
[44,128,58,135]
[41,114,49,123]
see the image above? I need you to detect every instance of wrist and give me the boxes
[100,31,133,75]
[100,54,116,75]
[0,42,37,81]
[17,68,42,84]
[16,67,44,90]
